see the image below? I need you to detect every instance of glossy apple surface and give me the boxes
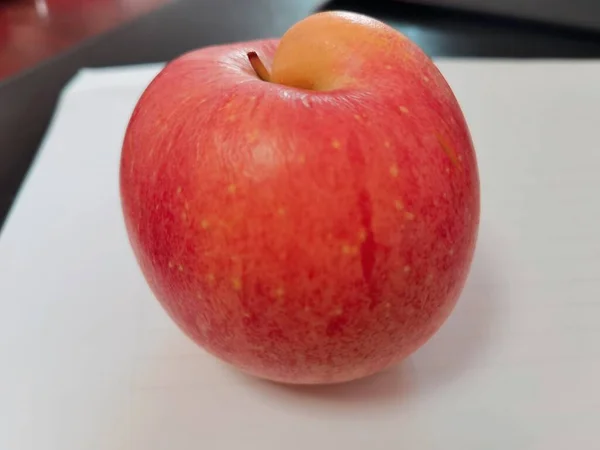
[120,11,480,384]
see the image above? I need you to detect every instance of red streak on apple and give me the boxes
[120,11,480,384]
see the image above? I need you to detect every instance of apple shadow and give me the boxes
[405,241,507,396]
[238,236,505,412]
[236,361,417,414]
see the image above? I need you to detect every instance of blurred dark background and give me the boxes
[1,0,600,229]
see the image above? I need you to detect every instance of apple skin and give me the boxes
[120,12,480,384]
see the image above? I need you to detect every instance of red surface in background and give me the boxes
[0,0,171,81]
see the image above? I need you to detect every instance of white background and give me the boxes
[1,61,599,449]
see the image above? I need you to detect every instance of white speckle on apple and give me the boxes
[384,140,391,148]
[394,199,404,211]
[385,64,392,70]
[206,273,215,283]
[176,186,182,195]
[232,278,242,291]
[423,75,430,82]
[168,261,174,269]
[403,265,411,273]
[178,264,184,272]
[341,244,358,256]
[331,139,341,149]
[201,219,210,230]
[277,207,286,216]
[298,154,306,164]
[247,130,259,141]
[358,228,367,243]
[274,287,285,298]
[449,248,455,256]
[389,164,399,177]
[228,184,237,194]
[251,143,278,168]
[404,211,415,221]
[399,106,409,114]
[197,321,210,339]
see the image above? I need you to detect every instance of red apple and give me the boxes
[120,11,480,384]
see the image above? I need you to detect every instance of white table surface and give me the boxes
[1,60,599,449]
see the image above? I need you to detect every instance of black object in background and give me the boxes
[1,0,600,231]
[322,0,600,57]
[397,0,600,33]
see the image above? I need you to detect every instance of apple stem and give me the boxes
[248,51,271,82]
